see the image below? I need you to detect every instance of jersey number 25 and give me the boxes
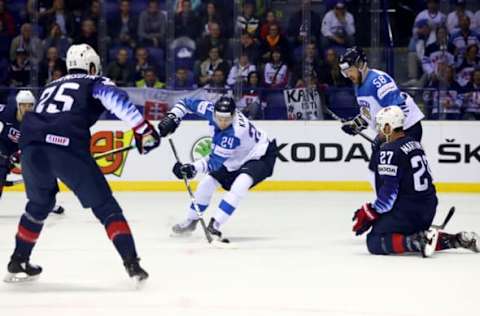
[36,82,80,114]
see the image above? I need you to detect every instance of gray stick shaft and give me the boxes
[168,137,213,243]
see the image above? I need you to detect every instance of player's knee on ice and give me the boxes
[366,233,389,255]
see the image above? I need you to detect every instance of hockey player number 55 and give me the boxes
[36,82,80,114]
[411,155,431,192]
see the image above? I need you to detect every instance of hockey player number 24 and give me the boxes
[36,82,81,114]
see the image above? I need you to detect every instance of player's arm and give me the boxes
[92,79,160,154]
[352,150,403,235]
[172,137,240,179]
[157,98,213,137]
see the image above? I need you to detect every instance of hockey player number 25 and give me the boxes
[411,155,431,192]
[36,82,81,114]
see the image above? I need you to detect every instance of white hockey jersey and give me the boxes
[355,69,425,131]
[171,98,270,173]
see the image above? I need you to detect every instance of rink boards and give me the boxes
[6,120,480,192]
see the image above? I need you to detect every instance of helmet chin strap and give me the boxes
[359,62,368,83]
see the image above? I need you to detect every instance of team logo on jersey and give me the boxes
[358,100,371,120]
[91,130,134,176]
[190,136,212,161]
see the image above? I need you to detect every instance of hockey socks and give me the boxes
[213,174,253,226]
[13,212,45,260]
[367,232,439,255]
[104,213,138,262]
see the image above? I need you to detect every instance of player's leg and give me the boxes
[436,231,480,252]
[366,202,438,257]
[50,148,147,281]
[0,166,9,200]
[208,140,278,238]
[5,145,57,282]
[172,174,220,234]
[208,173,254,238]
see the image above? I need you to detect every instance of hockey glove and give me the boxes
[133,120,161,154]
[158,113,180,137]
[173,162,196,179]
[352,203,379,236]
[341,115,368,136]
[9,150,21,171]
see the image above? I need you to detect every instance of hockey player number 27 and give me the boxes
[36,82,81,114]
[411,155,431,192]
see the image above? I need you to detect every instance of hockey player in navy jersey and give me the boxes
[338,47,425,172]
[157,96,277,240]
[4,44,160,283]
[353,106,479,257]
[0,90,64,214]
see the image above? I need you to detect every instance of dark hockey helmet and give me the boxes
[213,96,236,129]
[214,96,236,117]
[339,46,367,77]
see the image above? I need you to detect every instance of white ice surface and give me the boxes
[0,191,479,316]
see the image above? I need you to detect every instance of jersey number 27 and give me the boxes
[36,82,80,114]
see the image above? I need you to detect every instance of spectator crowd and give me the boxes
[0,0,479,119]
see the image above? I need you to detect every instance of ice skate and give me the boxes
[124,258,148,286]
[4,255,42,283]
[411,228,439,258]
[207,218,231,244]
[455,232,480,252]
[171,218,199,235]
[51,205,65,215]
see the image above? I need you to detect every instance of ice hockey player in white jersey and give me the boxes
[157,96,277,240]
[338,46,425,171]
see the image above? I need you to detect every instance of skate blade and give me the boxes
[130,275,148,290]
[3,272,40,283]
[210,236,234,249]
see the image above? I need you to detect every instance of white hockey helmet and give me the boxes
[66,44,101,75]
[16,90,35,105]
[375,105,405,133]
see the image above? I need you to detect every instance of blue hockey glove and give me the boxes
[352,203,379,236]
[133,119,160,154]
[158,112,180,137]
[172,162,196,179]
[341,115,368,136]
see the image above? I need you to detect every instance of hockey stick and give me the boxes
[167,137,214,243]
[2,146,136,188]
[431,207,455,230]
[4,179,23,187]
[325,107,374,143]
[93,144,135,160]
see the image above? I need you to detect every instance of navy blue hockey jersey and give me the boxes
[20,73,143,151]
[373,136,437,214]
[0,103,21,157]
